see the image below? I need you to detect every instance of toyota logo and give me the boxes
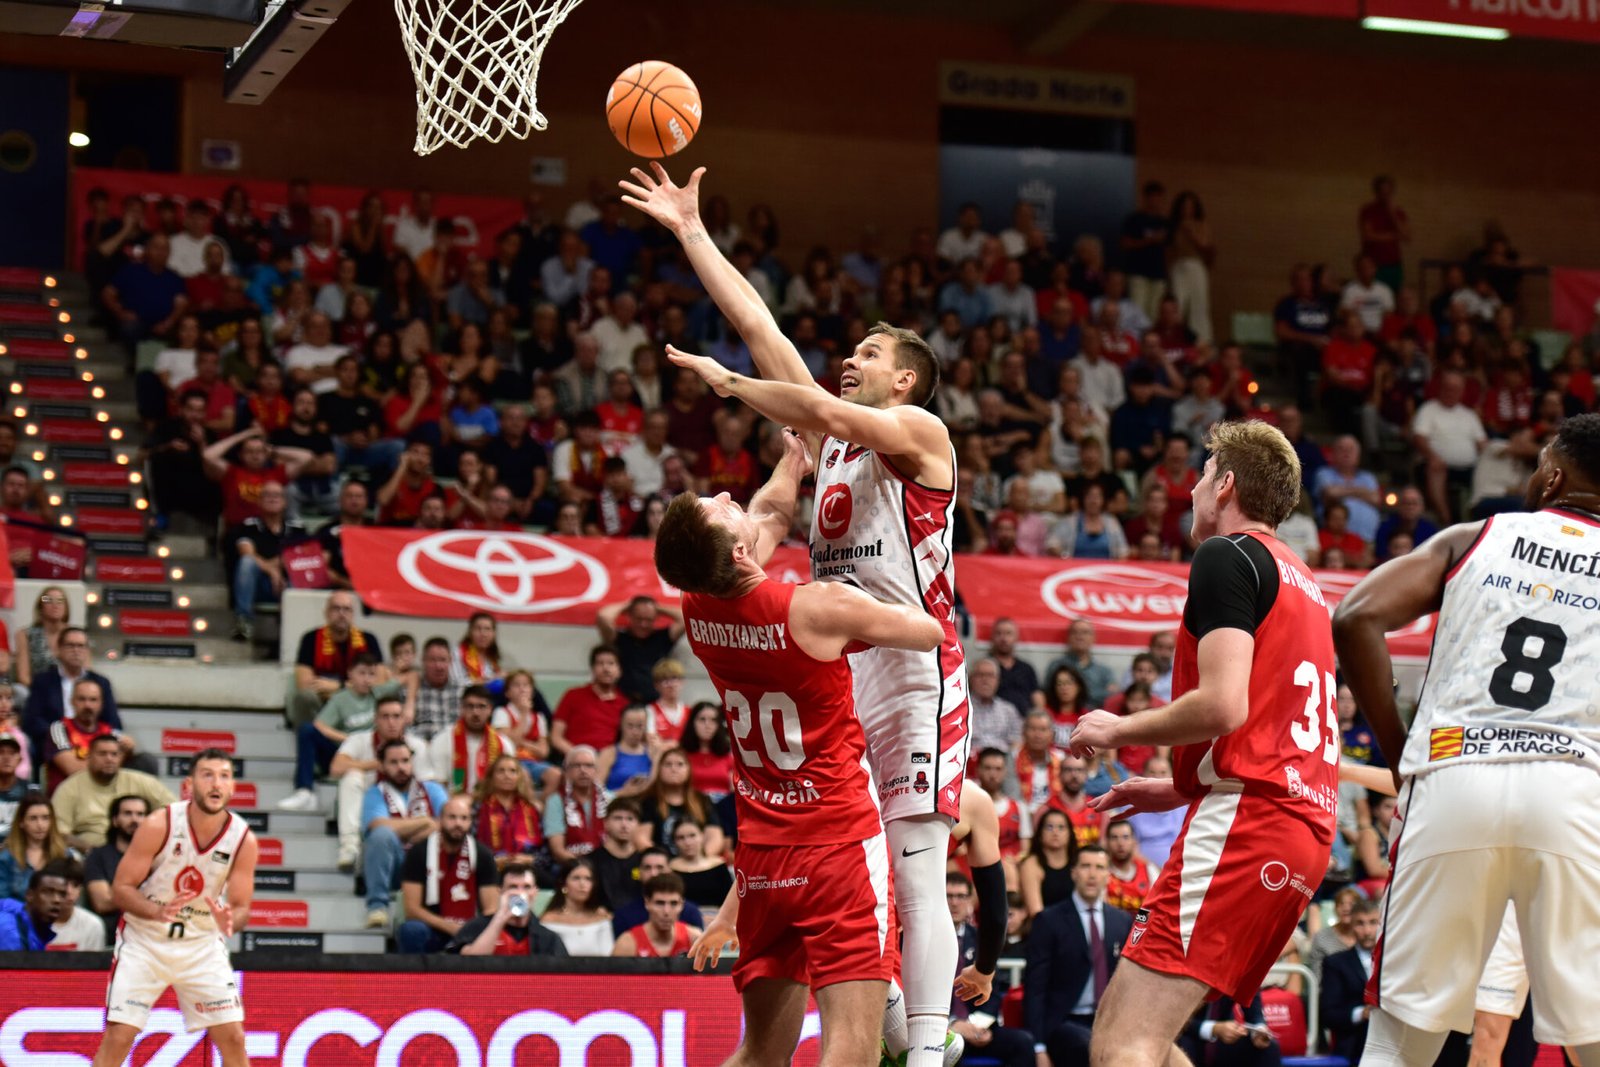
[817,484,852,540]
[397,532,609,615]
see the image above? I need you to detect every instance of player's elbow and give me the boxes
[912,618,944,652]
[1200,692,1249,736]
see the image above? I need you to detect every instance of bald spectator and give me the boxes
[1312,436,1382,546]
[1374,486,1439,562]
[591,292,650,375]
[399,793,499,953]
[283,312,348,395]
[290,591,384,726]
[1413,370,1488,523]
[553,333,607,416]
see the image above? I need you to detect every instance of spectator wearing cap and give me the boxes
[596,598,684,705]
[551,646,630,756]
[0,684,32,788]
[0,733,26,837]
[449,862,568,956]
[289,591,383,727]
[0,861,72,949]
[51,734,173,851]
[83,793,149,924]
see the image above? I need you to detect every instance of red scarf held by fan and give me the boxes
[479,795,541,855]
[313,625,367,677]
[1015,745,1062,810]
[458,640,497,682]
[451,720,504,792]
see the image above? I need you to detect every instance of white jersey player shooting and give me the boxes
[1333,413,1600,1067]
[94,748,258,1067]
[625,162,970,1067]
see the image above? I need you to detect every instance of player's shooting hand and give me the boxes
[954,964,994,1005]
[1089,776,1187,816]
[206,897,234,938]
[618,163,706,237]
[665,345,738,397]
[689,916,738,972]
[1066,710,1121,758]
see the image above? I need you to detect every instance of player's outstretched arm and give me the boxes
[1339,761,1399,798]
[667,346,948,465]
[746,428,813,565]
[790,581,944,661]
[619,164,815,388]
[1333,522,1478,786]
[1072,627,1255,755]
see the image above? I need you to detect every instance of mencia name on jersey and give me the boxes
[810,538,885,579]
[1509,536,1600,580]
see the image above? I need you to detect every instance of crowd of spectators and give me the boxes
[44,172,1586,664]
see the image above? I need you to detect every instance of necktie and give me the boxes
[1088,907,1109,1004]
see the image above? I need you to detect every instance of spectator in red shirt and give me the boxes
[377,440,439,525]
[1482,361,1534,438]
[1357,174,1410,291]
[596,370,644,457]
[174,346,237,435]
[663,371,720,468]
[185,241,232,321]
[550,645,628,757]
[457,485,521,531]
[985,510,1027,556]
[1318,501,1371,569]
[1320,309,1377,440]
[202,424,312,527]
[1209,342,1258,419]
[385,365,444,450]
[1379,287,1436,355]
[243,360,292,435]
[692,413,759,505]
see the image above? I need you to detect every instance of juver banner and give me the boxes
[341,528,1437,657]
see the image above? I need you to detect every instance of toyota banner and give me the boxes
[341,528,1436,658]
[0,968,818,1066]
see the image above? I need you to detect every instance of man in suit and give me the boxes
[1178,994,1282,1067]
[22,627,122,759]
[1322,897,1381,1062]
[1024,845,1131,1067]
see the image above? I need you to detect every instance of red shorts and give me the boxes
[1124,790,1332,1004]
[733,832,895,993]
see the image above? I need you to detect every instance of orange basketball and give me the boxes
[606,61,702,158]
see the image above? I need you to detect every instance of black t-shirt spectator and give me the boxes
[483,434,549,502]
[1273,296,1331,340]
[270,426,335,488]
[228,517,302,566]
[996,659,1039,716]
[445,914,569,955]
[616,629,677,704]
[1120,211,1170,280]
[319,522,355,582]
[590,847,641,911]
[84,842,123,896]
[400,838,499,917]
[318,391,385,439]
[295,626,382,682]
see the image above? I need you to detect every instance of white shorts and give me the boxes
[1475,907,1528,1019]
[848,644,968,823]
[107,927,243,1032]
[1372,760,1600,1046]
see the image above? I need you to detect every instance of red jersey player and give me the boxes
[657,436,944,1067]
[1069,421,1338,1067]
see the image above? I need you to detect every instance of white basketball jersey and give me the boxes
[1403,509,1600,778]
[123,801,249,941]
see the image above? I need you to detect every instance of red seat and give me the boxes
[1260,987,1308,1057]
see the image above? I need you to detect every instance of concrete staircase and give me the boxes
[122,707,387,953]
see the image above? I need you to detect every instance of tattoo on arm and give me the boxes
[683,231,708,247]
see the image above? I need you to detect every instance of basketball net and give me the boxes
[393,0,584,155]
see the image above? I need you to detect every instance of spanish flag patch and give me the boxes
[1429,726,1464,761]
[1561,525,1584,538]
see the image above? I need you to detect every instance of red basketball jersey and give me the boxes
[1171,532,1339,842]
[684,580,881,847]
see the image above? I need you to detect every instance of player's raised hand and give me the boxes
[618,162,707,237]
[206,897,234,938]
[1089,775,1187,816]
[780,427,814,478]
[954,964,994,1005]
[665,345,738,397]
[689,916,738,972]
[1067,709,1121,758]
